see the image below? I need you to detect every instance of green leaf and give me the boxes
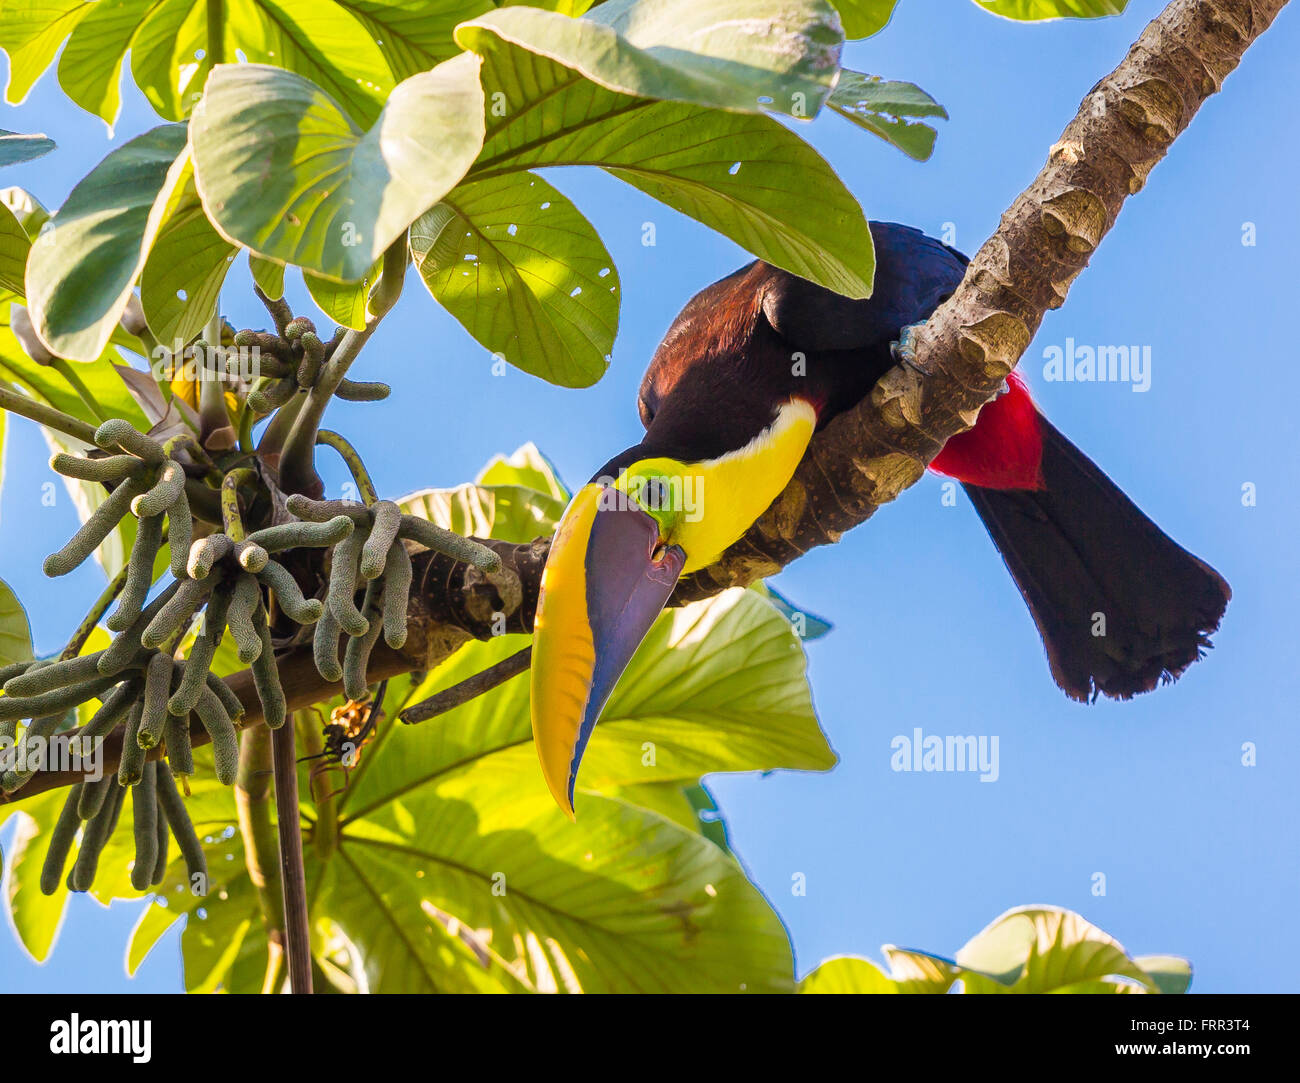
[0,202,30,297]
[24,123,188,361]
[457,0,844,119]
[411,172,619,387]
[831,0,900,37]
[974,0,1128,18]
[0,0,90,105]
[249,254,285,301]
[305,259,381,331]
[467,44,875,297]
[4,790,71,962]
[829,72,947,161]
[0,186,50,239]
[800,955,900,992]
[801,906,1192,993]
[140,151,238,348]
[474,441,570,501]
[0,576,33,666]
[399,483,567,544]
[191,56,485,282]
[0,0,398,128]
[0,129,55,167]
[753,582,832,641]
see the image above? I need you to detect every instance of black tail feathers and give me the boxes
[964,417,1230,702]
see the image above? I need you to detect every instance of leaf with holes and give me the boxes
[140,151,238,347]
[191,57,485,282]
[829,72,948,161]
[412,173,619,387]
[464,44,874,297]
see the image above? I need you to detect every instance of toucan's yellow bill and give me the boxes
[530,482,685,818]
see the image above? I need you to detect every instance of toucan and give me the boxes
[530,222,1231,817]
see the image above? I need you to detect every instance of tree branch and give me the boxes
[0,0,1285,807]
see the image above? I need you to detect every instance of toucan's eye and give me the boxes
[643,478,667,508]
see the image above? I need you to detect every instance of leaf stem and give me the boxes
[206,0,224,67]
[235,726,286,994]
[0,386,99,444]
[51,360,109,424]
[400,646,532,724]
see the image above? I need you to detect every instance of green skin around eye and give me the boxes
[622,475,683,543]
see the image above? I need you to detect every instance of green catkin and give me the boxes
[343,581,384,701]
[156,762,206,889]
[0,660,32,685]
[69,781,125,892]
[193,685,238,785]
[256,560,323,625]
[247,515,352,553]
[0,673,118,724]
[81,677,142,739]
[151,796,169,885]
[131,461,185,518]
[98,580,181,675]
[313,607,343,683]
[284,494,371,524]
[163,714,193,777]
[187,533,233,579]
[77,774,114,820]
[235,541,269,573]
[225,575,262,663]
[166,586,231,716]
[250,607,286,729]
[3,651,103,697]
[117,700,146,785]
[138,653,173,749]
[1,714,62,791]
[247,376,298,414]
[334,379,390,401]
[326,528,369,636]
[232,330,294,368]
[297,331,325,388]
[360,501,400,580]
[141,577,208,649]
[40,784,84,895]
[42,476,145,577]
[205,671,245,723]
[94,419,165,465]
[49,453,141,483]
[108,512,163,631]
[167,486,193,580]
[397,514,501,572]
[381,540,412,649]
[130,762,159,891]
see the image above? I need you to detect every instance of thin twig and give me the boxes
[400,647,532,725]
[271,717,312,994]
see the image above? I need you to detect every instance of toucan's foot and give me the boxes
[890,321,925,368]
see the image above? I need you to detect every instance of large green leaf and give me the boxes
[191,56,485,282]
[465,43,875,297]
[0,129,54,167]
[832,0,899,37]
[829,72,947,162]
[457,0,844,119]
[304,259,381,331]
[474,440,570,501]
[974,0,1128,18]
[400,483,567,544]
[412,172,619,387]
[0,203,31,296]
[0,0,401,128]
[0,576,33,667]
[4,789,72,962]
[24,123,188,361]
[139,151,238,348]
[800,906,1191,994]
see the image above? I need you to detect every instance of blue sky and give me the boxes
[1,0,1297,992]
